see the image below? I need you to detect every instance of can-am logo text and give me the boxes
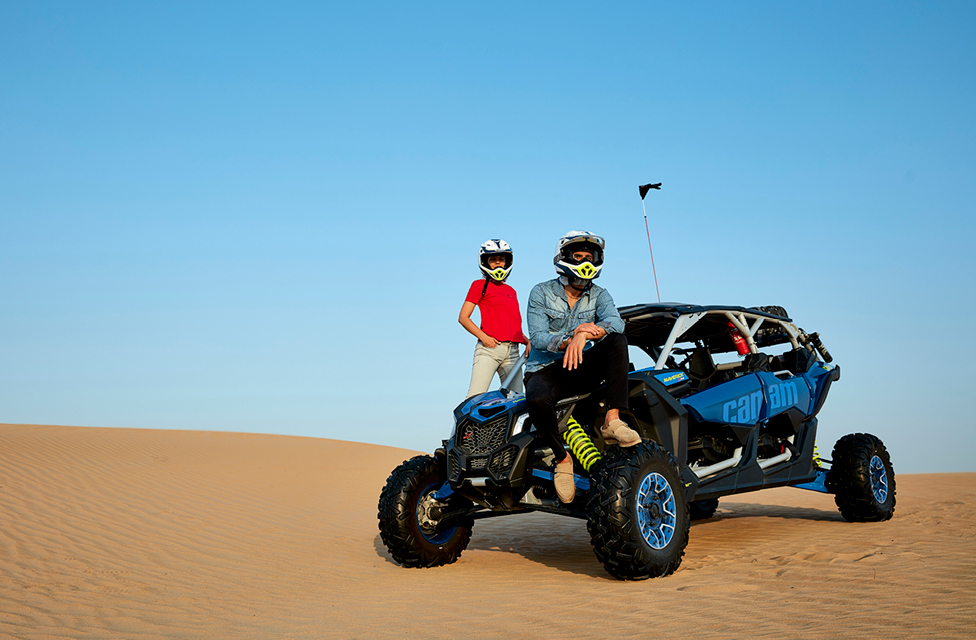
[723,381,799,423]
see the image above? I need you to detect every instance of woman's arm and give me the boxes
[459,300,499,348]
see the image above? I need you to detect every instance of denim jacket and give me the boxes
[525,278,625,373]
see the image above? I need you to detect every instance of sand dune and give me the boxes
[1,424,973,639]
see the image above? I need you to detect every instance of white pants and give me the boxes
[467,341,524,398]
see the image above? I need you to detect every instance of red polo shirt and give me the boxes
[465,280,526,344]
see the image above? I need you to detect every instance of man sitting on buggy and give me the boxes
[524,230,641,504]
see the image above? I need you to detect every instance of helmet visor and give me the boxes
[562,242,603,267]
[481,253,512,269]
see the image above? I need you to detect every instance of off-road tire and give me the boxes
[377,455,473,567]
[752,305,789,319]
[826,433,896,522]
[586,442,690,580]
[750,306,792,346]
[689,498,719,521]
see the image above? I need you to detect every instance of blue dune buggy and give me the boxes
[378,304,895,580]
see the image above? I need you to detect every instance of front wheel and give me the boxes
[826,433,896,522]
[586,442,690,580]
[377,455,473,567]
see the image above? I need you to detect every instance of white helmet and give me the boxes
[479,239,513,282]
[554,230,604,283]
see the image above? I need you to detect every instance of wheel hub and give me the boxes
[635,471,677,550]
[869,455,888,503]
[417,492,441,535]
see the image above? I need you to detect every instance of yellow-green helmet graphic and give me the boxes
[479,239,513,282]
[554,230,604,282]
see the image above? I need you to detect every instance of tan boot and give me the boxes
[601,418,641,447]
[554,456,576,503]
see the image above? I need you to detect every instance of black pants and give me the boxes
[525,333,629,460]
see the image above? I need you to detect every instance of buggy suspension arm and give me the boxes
[435,506,530,530]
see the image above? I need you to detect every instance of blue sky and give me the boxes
[2,2,974,473]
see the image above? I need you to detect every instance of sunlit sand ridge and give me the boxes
[1,424,973,639]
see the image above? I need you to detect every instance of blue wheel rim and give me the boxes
[417,484,457,544]
[869,455,888,503]
[636,472,677,550]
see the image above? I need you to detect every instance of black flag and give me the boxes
[638,182,663,302]
[639,182,662,199]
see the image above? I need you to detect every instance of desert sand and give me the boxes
[1,424,973,639]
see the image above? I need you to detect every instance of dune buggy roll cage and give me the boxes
[618,304,832,370]
[656,309,795,368]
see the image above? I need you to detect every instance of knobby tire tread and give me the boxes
[586,443,690,580]
[689,498,719,521]
[826,433,896,522]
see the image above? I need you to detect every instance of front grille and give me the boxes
[448,450,460,481]
[489,446,518,475]
[470,457,487,470]
[457,416,510,456]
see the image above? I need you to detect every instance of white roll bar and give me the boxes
[652,309,802,370]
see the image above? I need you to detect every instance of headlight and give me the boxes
[511,413,529,436]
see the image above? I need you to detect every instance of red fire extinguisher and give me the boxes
[728,322,750,356]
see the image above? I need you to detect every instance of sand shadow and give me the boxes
[698,502,846,524]
[371,513,610,578]
[464,512,611,578]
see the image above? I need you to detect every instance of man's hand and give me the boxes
[562,333,589,370]
[573,323,603,339]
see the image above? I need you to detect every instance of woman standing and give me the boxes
[458,239,529,398]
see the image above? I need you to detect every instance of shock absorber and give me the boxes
[808,332,833,363]
[800,330,833,363]
[563,416,602,472]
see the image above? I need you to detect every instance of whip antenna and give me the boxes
[639,182,662,302]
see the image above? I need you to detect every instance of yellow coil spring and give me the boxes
[563,416,602,472]
[812,441,821,468]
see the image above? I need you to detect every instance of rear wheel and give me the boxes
[826,433,896,522]
[377,455,473,567]
[689,498,719,521]
[586,443,690,580]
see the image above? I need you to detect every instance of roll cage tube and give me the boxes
[500,353,528,395]
[652,309,802,371]
[653,312,707,370]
